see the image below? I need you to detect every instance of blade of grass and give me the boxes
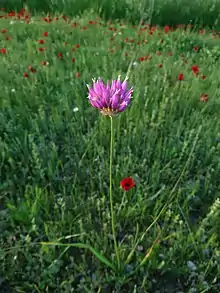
[40,241,116,271]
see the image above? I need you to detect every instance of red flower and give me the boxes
[200,94,208,102]
[1,48,6,54]
[193,46,199,51]
[58,52,63,59]
[75,44,80,49]
[1,29,6,33]
[38,47,44,52]
[42,60,47,66]
[192,65,199,75]
[120,177,135,192]
[164,25,170,33]
[72,57,75,63]
[139,56,145,62]
[28,66,36,73]
[158,63,163,68]
[201,75,206,80]
[178,73,184,81]
[43,32,48,37]
[76,72,80,78]
[38,39,45,44]
[24,72,29,78]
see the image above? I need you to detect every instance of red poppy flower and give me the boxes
[120,177,135,191]
[38,39,44,44]
[1,29,6,33]
[76,72,80,78]
[178,73,184,81]
[1,48,6,54]
[28,66,36,73]
[158,63,163,68]
[193,46,199,51]
[201,75,206,80]
[200,94,208,102]
[43,32,48,37]
[72,57,75,63]
[139,57,145,62]
[58,52,63,59]
[164,25,170,33]
[24,72,29,78]
[192,65,199,75]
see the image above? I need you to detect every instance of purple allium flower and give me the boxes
[87,75,133,116]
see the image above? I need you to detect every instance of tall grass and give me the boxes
[1,0,220,27]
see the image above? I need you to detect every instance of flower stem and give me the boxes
[109,116,120,270]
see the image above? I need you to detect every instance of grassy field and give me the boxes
[0,6,220,293]
[1,0,220,28]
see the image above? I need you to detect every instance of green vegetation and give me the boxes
[1,0,220,28]
[0,5,220,293]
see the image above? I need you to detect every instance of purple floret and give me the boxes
[87,75,133,116]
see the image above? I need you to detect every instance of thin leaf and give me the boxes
[40,241,115,271]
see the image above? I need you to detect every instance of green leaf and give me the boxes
[41,241,115,271]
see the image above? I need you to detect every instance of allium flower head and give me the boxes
[87,75,133,116]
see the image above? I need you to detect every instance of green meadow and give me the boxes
[0,3,220,293]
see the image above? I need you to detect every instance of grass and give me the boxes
[0,6,220,293]
[2,0,220,28]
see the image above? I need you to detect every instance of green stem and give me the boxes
[109,116,120,270]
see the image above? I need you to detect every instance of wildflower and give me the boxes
[38,39,45,44]
[72,57,75,63]
[193,46,199,51]
[187,261,197,271]
[73,107,79,112]
[42,60,49,66]
[200,94,208,102]
[43,32,48,37]
[76,72,80,78]
[87,76,133,116]
[201,75,206,80]
[28,66,36,73]
[164,25,170,33]
[158,64,163,68]
[1,29,6,33]
[178,73,184,81]
[1,48,6,54]
[120,177,135,191]
[192,65,199,75]
[132,61,138,67]
[24,72,29,78]
[57,52,63,59]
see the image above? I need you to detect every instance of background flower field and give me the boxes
[0,1,220,292]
